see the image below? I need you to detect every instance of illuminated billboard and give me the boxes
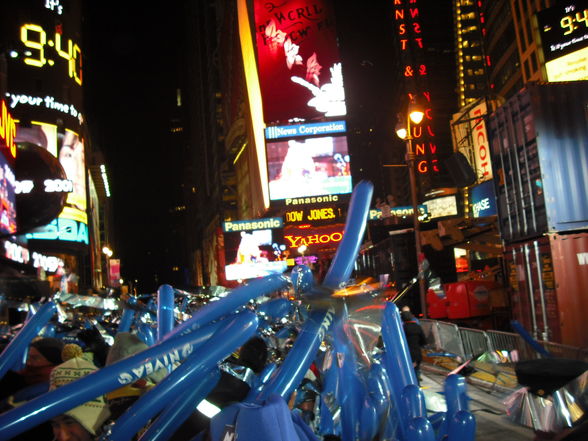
[16,122,88,244]
[0,100,18,236]
[223,217,288,280]
[283,223,344,255]
[537,0,588,81]
[1,0,84,130]
[253,0,346,123]
[267,135,352,201]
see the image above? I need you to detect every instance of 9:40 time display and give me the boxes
[20,23,82,86]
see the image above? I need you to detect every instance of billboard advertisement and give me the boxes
[1,0,84,130]
[223,217,288,280]
[537,0,588,81]
[267,135,352,201]
[470,180,497,218]
[253,0,346,123]
[0,100,18,236]
[283,223,344,256]
[17,122,88,244]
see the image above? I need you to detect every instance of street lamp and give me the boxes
[102,246,113,288]
[396,97,428,318]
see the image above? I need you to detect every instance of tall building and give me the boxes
[0,0,106,294]
[453,0,488,107]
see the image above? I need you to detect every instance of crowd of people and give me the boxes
[0,300,429,441]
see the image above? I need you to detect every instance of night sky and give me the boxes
[83,3,184,290]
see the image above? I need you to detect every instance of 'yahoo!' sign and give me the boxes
[265,121,347,139]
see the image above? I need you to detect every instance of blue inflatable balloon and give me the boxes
[322,180,373,288]
[118,297,137,334]
[110,310,258,441]
[164,274,290,341]
[0,318,227,439]
[256,308,335,403]
[139,369,221,441]
[157,284,175,342]
[257,298,292,323]
[447,410,476,441]
[291,265,315,295]
[0,301,56,381]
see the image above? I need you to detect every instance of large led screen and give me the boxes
[267,135,352,201]
[537,0,588,81]
[16,122,88,244]
[0,153,17,236]
[253,0,346,123]
[1,0,84,131]
[223,218,288,280]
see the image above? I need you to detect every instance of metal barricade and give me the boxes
[459,328,491,360]
[435,321,466,360]
[420,319,441,350]
[541,341,587,361]
[486,330,529,362]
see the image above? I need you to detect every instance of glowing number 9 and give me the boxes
[561,16,574,35]
[21,24,47,67]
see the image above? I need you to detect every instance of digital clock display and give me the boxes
[20,22,82,85]
[537,0,588,63]
[0,0,84,130]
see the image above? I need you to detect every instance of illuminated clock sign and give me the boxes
[265,121,347,140]
[1,0,84,130]
[18,22,82,86]
[537,0,588,81]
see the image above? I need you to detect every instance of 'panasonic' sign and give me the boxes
[265,121,347,139]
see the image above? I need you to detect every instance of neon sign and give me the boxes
[394,0,439,175]
[284,231,343,248]
[26,218,89,244]
[0,100,17,159]
[284,205,344,223]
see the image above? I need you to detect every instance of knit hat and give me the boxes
[30,337,64,365]
[49,357,110,435]
[105,332,166,383]
[400,311,414,322]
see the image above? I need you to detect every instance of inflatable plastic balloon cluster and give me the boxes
[0,181,476,441]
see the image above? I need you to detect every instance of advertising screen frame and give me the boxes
[266,134,352,202]
[223,217,288,281]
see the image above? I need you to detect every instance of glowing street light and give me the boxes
[102,246,113,257]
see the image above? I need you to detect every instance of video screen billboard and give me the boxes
[537,0,588,81]
[223,218,288,280]
[267,135,352,201]
[16,122,88,244]
[253,0,346,123]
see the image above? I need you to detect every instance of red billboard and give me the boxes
[253,0,346,124]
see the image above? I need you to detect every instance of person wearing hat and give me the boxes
[23,337,65,385]
[0,338,65,440]
[49,356,111,440]
[103,332,166,421]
